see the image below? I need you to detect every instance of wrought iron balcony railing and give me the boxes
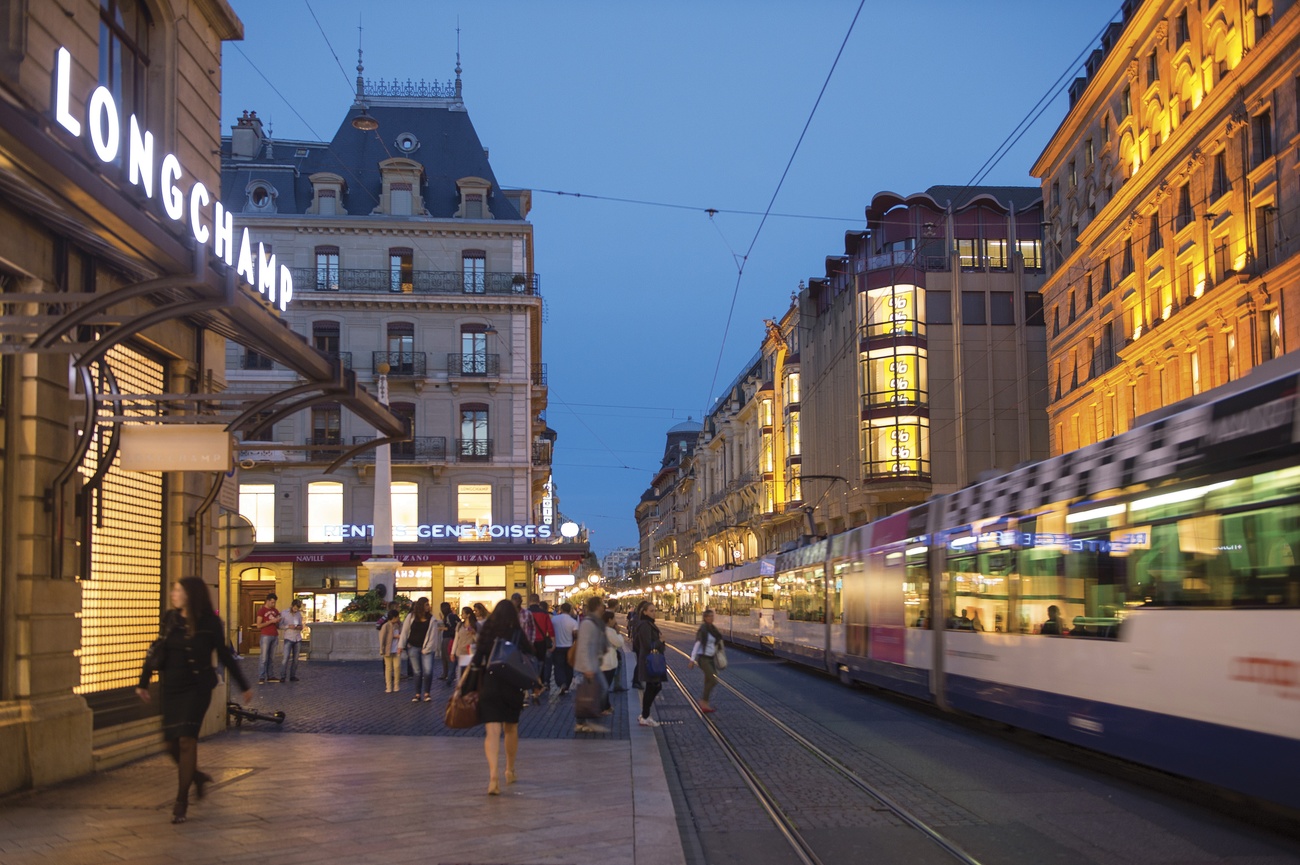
[350,435,447,463]
[531,363,548,385]
[372,351,427,377]
[305,434,344,460]
[292,267,540,296]
[455,438,492,462]
[447,353,500,376]
[322,350,352,370]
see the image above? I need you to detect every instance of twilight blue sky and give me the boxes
[223,0,1118,555]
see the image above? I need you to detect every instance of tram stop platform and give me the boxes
[0,669,688,865]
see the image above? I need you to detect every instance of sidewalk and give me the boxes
[0,687,686,865]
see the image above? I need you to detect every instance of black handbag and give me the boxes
[487,635,540,690]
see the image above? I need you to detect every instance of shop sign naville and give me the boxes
[52,47,293,310]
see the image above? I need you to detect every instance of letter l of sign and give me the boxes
[55,48,81,136]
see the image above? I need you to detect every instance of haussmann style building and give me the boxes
[1033,0,1300,452]
[222,55,583,646]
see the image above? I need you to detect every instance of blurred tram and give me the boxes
[707,355,1300,811]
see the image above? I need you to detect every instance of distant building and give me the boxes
[600,547,640,581]
[221,56,581,645]
[797,185,1051,535]
[635,420,702,596]
[1032,0,1300,451]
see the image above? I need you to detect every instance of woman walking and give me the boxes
[472,599,539,794]
[379,610,403,693]
[438,601,460,683]
[687,608,724,713]
[398,598,437,702]
[136,577,251,823]
[451,606,478,681]
[600,610,624,713]
[633,600,665,727]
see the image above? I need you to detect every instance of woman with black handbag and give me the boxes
[633,600,666,727]
[136,577,251,823]
[472,599,539,795]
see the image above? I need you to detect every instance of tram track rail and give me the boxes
[663,642,983,865]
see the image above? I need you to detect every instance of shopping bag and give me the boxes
[444,665,481,729]
[575,677,602,719]
[713,643,728,671]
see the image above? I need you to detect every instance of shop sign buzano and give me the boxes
[52,47,293,310]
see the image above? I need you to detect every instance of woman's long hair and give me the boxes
[412,597,431,621]
[477,599,521,649]
[177,577,215,635]
[636,599,653,618]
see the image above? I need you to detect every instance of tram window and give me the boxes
[777,569,825,622]
[944,552,1007,633]
[905,552,929,628]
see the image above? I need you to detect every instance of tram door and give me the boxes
[239,582,277,655]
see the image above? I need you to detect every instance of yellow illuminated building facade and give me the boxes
[1033,0,1300,452]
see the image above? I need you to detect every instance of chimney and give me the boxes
[230,110,265,160]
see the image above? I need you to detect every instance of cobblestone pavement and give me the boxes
[653,621,1300,865]
[233,653,629,739]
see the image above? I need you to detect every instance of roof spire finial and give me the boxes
[454,18,463,99]
[355,15,365,103]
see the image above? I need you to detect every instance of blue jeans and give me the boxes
[551,647,574,692]
[258,635,278,680]
[407,648,431,695]
[281,640,301,680]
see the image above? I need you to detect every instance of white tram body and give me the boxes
[707,358,1300,810]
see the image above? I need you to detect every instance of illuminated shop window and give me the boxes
[308,481,343,543]
[860,346,928,410]
[458,483,492,540]
[862,284,925,339]
[861,416,929,478]
[239,483,276,544]
[392,481,419,543]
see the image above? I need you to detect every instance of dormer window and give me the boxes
[308,172,346,216]
[376,158,425,217]
[455,176,494,220]
[244,180,277,213]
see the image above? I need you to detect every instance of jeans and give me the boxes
[534,641,553,689]
[407,647,431,696]
[258,635,278,680]
[281,640,301,680]
[641,681,663,719]
[602,668,617,711]
[551,646,574,692]
[699,655,718,702]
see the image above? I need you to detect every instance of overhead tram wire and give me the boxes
[516,187,862,224]
[303,0,356,93]
[701,0,868,422]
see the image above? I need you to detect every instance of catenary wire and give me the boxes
[303,0,356,93]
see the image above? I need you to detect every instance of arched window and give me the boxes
[460,323,489,374]
[315,246,340,291]
[459,403,489,461]
[387,322,415,374]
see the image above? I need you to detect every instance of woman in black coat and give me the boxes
[633,599,665,727]
[470,599,538,795]
[137,577,251,823]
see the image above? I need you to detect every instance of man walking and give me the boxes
[255,594,281,684]
[573,597,609,733]
[550,602,579,696]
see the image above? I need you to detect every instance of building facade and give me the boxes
[1033,0,1300,452]
[799,185,1050,535]
[222,60,580,639]
[635,420,701,604]
[0,0,408,794]
[600,547,640,582]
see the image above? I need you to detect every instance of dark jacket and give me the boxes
[633,615,662,681]
[139,609,249,691]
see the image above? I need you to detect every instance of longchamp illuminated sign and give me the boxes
[323,523,555,540]
[52,47,293,310]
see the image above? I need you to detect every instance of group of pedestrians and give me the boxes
[253,593,304,685]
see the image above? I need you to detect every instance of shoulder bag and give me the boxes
[487,633,540,690]
[713,642,728,671]
[444,664,482,729]
[644,649,667,681]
